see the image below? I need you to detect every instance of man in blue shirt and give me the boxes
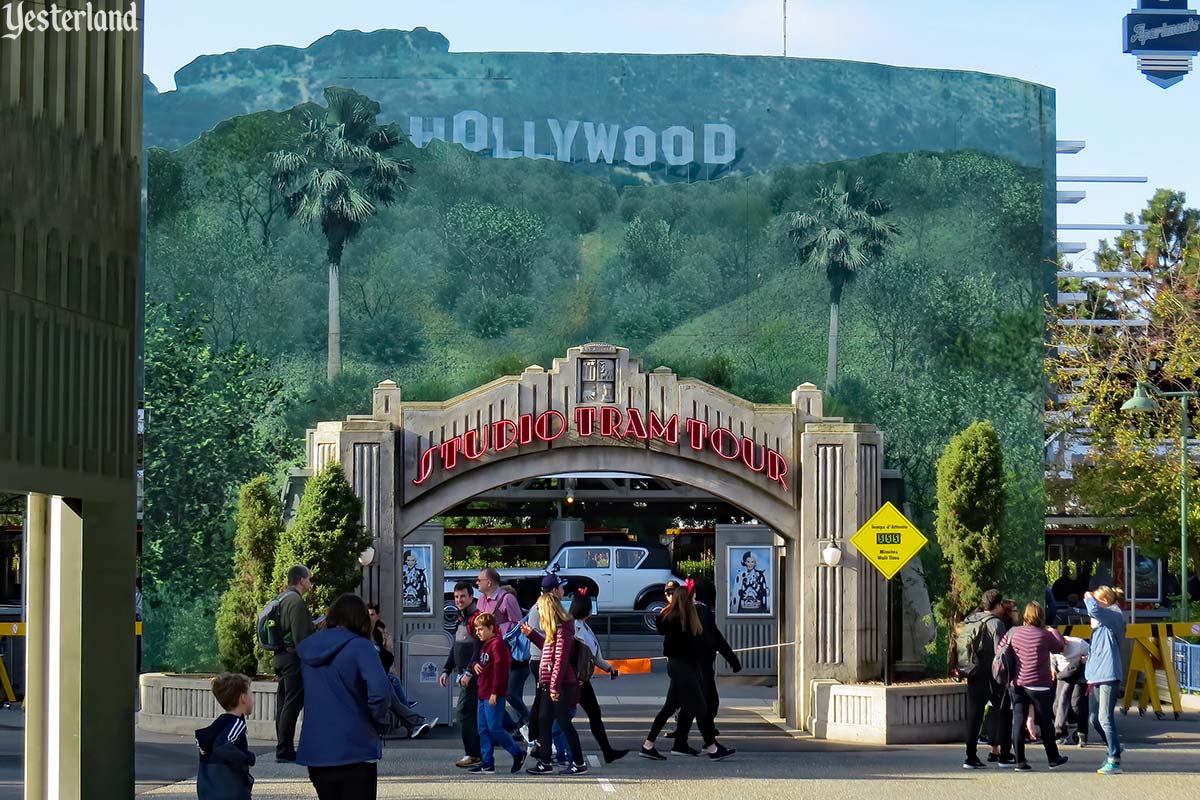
[1084,586,1126,775]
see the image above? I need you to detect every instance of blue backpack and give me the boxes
[504,614,532,662]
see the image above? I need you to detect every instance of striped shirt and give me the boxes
[1004,625,1065,688]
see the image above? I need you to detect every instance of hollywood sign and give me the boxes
[408,112,737,167]
[412,407,789,489]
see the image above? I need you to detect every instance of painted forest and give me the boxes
[142,86,1050,670]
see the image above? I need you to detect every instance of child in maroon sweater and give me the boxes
[470,613,526,774]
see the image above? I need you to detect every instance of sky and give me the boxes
[143,0,1200,266]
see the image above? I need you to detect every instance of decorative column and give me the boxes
[794,396,884,728]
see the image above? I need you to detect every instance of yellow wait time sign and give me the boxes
[850,501,929,580]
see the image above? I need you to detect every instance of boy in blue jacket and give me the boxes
[196,673,256,800]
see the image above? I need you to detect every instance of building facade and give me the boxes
[0,2,143,797]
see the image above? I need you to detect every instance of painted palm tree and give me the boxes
[272,87,414,380]
[787,172,899,389]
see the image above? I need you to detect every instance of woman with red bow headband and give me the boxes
[638,580,735,762]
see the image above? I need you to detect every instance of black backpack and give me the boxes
[256,592,288,651]
[572,637,597,684]
[954,614,988,677]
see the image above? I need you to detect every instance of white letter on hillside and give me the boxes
[623,125,656,167]
[409,116,446,148]
[492,117,521,159]
[703,123,736,165]
[453,110,488,153]
[523,121,555,160]
[547,119,580,162]
[661,125,694,166]
[582,122,620,164]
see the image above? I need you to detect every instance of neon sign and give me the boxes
[412,408,789,490]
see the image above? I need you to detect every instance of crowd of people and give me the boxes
[958,584,1127,776]
[194,561,1143,799]
[196,565,744,799]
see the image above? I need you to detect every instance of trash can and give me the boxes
[404,630,454,725]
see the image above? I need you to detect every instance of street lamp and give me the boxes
[1121,380,1195,618]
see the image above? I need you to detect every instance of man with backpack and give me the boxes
[959,588,1008,769]
[268,565,314,763]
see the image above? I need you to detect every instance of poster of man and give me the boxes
[728,546,772,616]
[402,545,432,614]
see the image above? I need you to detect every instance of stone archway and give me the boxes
[299,343,886,730]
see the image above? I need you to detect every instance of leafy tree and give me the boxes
[272,462,371,614]
[194,110,306,246]
[1051,190,1200,577]
[786,171,899,389]
[443,201,545,293]
[272,87,415,380]
[622,215,677,289]
[857,259,930,373]
[934,421,1006,630]
[216,475,283,676]
[146,148,190,226]
[141,300,294,669]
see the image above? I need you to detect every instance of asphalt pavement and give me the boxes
[2,675,1198,798]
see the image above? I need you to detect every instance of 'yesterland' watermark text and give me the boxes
[2,2,138,40]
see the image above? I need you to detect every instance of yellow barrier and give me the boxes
[0,621,143,703]
[1056,621,1198,720]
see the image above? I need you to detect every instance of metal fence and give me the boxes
[1173,639,1200,693]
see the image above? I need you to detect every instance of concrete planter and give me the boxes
[809,679,966,744]
[138,672,283,739]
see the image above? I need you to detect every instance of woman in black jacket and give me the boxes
[639,583,735,761]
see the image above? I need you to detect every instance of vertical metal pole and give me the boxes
[1129,541,1137,625]
[883,577,891,686]
[1181,395,1191,621]
[783,0,788,57]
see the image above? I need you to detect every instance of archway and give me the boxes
[297,343,886,730]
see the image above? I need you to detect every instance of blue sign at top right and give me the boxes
[1125,0,1200,87]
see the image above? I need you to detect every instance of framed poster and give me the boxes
[401,544,433,614]
[728,545,773,617]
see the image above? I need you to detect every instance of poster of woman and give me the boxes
[728,546,772,616]
[402,545,432,614]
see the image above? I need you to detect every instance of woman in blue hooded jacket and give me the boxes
[296,593,393,799]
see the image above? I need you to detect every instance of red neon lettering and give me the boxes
[463,427,489,460]
[574,406,597,437]
[599,407,623,438]
[740,436,766,472]
[710,427,740,460]
[412,445,438,485]
[534,410,566,442]
[440,436,463,470]
[492,419,518,451]
[623,407,649,440]
[649,412,679,444]
[766,450,789,491]
[685,418,708,451]
[518,414,533,445]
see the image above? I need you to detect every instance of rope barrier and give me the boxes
[645,641,795,662]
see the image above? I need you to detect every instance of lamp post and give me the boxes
[1121,381,1195,618]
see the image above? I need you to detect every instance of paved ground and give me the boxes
[3,675,1199,798]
